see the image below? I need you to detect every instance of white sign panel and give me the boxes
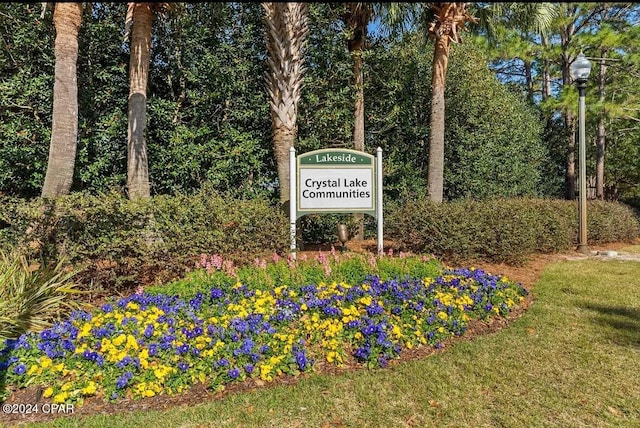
[298,168,374,210]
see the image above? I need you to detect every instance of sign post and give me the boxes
[289,148,383,258]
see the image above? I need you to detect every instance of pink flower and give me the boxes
[273,253,280,264]
[368,253,377,268]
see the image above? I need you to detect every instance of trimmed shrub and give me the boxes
[0,190,289,294]
[387,198,640,265]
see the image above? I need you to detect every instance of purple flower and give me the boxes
[177,362,189,372]
[228,368,240,379]
[210,288,224,300]
[143,324,155,338]
[13,363,26,375]
[295,350,308,370]
[244,364,254,374]
[116,372,133,389]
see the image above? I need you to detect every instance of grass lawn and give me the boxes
[16,254,640,428]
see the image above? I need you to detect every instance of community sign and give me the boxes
[297,149,376,216]
[289,147,383,256]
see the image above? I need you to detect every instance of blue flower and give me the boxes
[177,362,189,372]
[228,368,240,379]
[116,372,133,389]
[13,363,26,375]
[210,288,224,300]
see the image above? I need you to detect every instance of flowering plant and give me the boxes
[1,253,527,407]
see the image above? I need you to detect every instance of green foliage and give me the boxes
[0,251,81,340]
[149,251,443,299]
[0,190,289,293]
[444,41,548,200]
[387,198,640,265]
[365,33,550,201]
[0,4,54,197]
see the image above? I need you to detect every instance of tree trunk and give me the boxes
[565,113,576,200]
[127,3,153,199]
[263,2,309,203]
[562,50,576,200]
[349,25,366,240]
[41,3,83,197]
[428,36,450,203]
[524,59,534,104]
[596,50,607,200]
[273,126,296,204]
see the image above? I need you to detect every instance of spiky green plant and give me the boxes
[0,251,82,340]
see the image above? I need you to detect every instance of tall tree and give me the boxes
[339,2,373,240]
[41,2,83,197]
[425,2,477,202]
[124,2,171,199]
[263,2,310,204]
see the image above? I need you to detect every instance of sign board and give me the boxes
[289,147,383,257]
[297,149,375,216]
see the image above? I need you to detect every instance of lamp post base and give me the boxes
[576,244,590,255]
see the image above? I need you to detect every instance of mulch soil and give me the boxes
[1,240,637,426]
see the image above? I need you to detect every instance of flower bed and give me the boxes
[0,254,528,407]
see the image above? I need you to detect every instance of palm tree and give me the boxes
[124,2,172,199]
[41,2,83,197]
[262,2,310,204]
[339,2,373,240]
[425,2,477,203]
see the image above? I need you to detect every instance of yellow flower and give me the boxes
[326,351,342,364]
[43,387,54,398]
[437,311,448,321]
[53,392,69,404]
[358,296,372,307]
[259,364,273,381]
[39,356,53,369]
[126,334,139,350]
[82,382,97,395]
[77,323,92,339]
[113,334,126,347]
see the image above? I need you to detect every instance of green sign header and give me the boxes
[298,149,373,166]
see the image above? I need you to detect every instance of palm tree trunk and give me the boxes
[349,24,366,240]
[127,3,153,199]
[263,2,309,204]
[428,36,450,203]
[41,3,83,197]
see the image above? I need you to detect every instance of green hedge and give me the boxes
[0,190,289,293]
[386,198,640,265]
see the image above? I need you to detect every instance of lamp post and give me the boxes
[570,52,592,255]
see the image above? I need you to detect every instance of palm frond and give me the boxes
[0,251,83,341]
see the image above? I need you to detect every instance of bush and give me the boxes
[0,251,81,341]
[387,198,640,265]
[0,190,290,294]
